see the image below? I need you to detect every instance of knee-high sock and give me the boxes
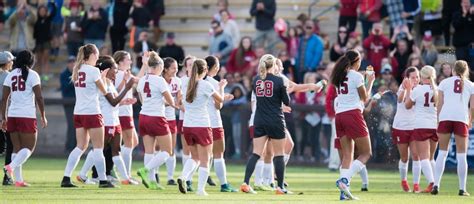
[64,147,84,177]
[11,153,23,182]
[263,162,273,186]
[412,160,421,184]
[359,166,369,185]
[112,155,129,180]
[434,150,448,187]
[92,148,107,181]
[144,153,155,181]
[180,159,197,180]
[197,167,209,192]
[243,153,260,185]
[182,154,190,166]
[79,150,95,178]
[457,153,467,191]
[283,154,290,166]
[399,160,408,181]
[430,159,436,173]
[146,151,170,176]
[121,146,133,176]
[214,158,227,185]
[254,160,264,185]
[273,155,285,189]
[166,154,176,180]
[340,168,350,180]
[421,159,434,183]
[8,148,31,169]
[187,161,200,181]
[348,160,364,181]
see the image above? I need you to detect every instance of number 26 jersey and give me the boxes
[334,70,364,114]
[3,68,41,118]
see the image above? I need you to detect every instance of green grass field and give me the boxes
[0,157,473,203]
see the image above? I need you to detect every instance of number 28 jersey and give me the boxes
[253,74,290,127]
[438,76,474,124]
[410,84,437,129]
[334,70,365,114]
[74,64,102,115]
[3,68,41,118]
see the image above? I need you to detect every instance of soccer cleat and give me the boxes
[196,190,209,196]
[339,191,349,200]
[220,183,238,192]
[459,190,470,196]
[275,187,293,195]
[336,178,358,200]
[3,165,13,181]
[207,176,216,186]
[177,178,187,194]
[253,184,273,191]
[76,175,87,184]
[284,181,289,188]
[167,179,177,185]
[85,178,98,185]
[98,180,116,188]
[107,175,120,185]
[121,179,140,185]
[361,184,368,191]
[422,182,434,193]
[61,176,78,188]
[148,181,164,190]
[401,180,411,192]
[431,185,439,195]
[3,175,13,186]
[186,180,194,192]
[240,183,257,194]
[137,168,150,188]
[413,184,421,193]
[155,173,160,184]
[15,181,31,187]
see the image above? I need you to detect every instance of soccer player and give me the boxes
[0,51,14,186]
[178,56,195,168]
[1,50,47,187]
[392,67,421,192]
[405,65,438,193]
[432,60,473,196]
[332,50,374,200]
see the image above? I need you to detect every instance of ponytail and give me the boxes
[330,50,360,88]
[454,60,469,95]
[257,54,276,80]
[186,59,207,103]
[13,50,35,81]
[421,66,438,105]
[72,44,97,82]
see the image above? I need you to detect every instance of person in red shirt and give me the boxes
[226,36,257,77]
[339,0,359,33]
[363,23,391,75]
[358,0,383,39]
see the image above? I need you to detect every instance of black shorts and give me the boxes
[254,124,286,139]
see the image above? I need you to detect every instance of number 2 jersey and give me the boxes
[73,64,102,115]
[334,70,365,114]
[253,74,290,127]
[410,84,437,129]
[3,68,41,118]
[438,76,474,124]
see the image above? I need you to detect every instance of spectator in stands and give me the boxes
[390,25,415,82]
[363,23,391,75]
[278,27,300,59]
[250,0,278,52]
[452,0,474,69]
[278,50,296,81]
[420,31,438,66]
[146,0,165,42]
[420,0,443,43]
[110,0,132,53]
[437,62,453,83]
[209,20,234,66]
[330,26,349,62]
[358,0,382,39]
[134,31,158,67]
[402,0,421,31]
[60,56,76,153]
[0,2,5,32]
[385,0,407,36]
[64,2,83,57]
[8,2,36,54]
[373,62,395,93]
[81,0,108,49]
[227,36,257,76]
[214,0,234,22]
[220,10,240,47]
[130,0,153,43]
[442,0,462,46]
[33,2,56,81]
[158,32,185,65]
[224,80,247,159]
[338,0,358,33]
[407,53,424,69]
[49,0,63,61]
[295,20,324,83]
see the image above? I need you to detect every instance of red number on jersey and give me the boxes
[11,76,25,92]
[143,82,152,97]
[453,79,462,93]
[171,84,178,92]
[75,72,86,88]
[423,92,435,107]
[255,80,274,97]
[336,77,349,95]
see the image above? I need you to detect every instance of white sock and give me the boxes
[348,160,364,181]
[92,148,107,181]
[254,160,264,185]
[9,148,32,169]
[283,154,290,166]
[146,151,170,171]
[430,159,436,172]
[412,160,421,184]
[263,162,273,186]
[121,146,133,176]
[181,159,197,180]
[434,150,448,187]
[166,154,176,180]
[79,150,95,178]
[11,153,23,182]
[398,160,408,181]
[457,153,467,191]
[182,154,190,166]
[214,158,227,185]
[64,147,84,177]
[359,166,369,185]
[197,167,209,192]
[113,155,129,180]
[144,153,156,182]
[340,168,350,180]
[421,159,434,183]
[187,161,200,181]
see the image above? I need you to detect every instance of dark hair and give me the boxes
[95,55,115,71]
[112,50,130,65]
[205,55,219,72]
[14,50,35,81]
[330,50,360,87]
[404,66,418,78]
[211,20,220,27]
[235,36,253,67]
[186,59,207,103]
[163,57,177,75]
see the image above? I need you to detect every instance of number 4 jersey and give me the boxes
[137,74,170,117]
[334,70,365,114]
[73,64,102,115]
[410,84,437,129]
[438,76,474,124]
[3,68,41,118]
[253,74,290,127]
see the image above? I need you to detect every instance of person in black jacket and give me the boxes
[250,0,279,52]
[442,0,461,46]
[33,2,56,80]
[81,0,108,49]
[110,0,132,53]
[146,0,165,42]
[159,32,185,67]
[133,31,158,68]
[452,0,474,69]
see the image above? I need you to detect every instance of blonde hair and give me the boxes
[258,54,276,80]
[186,59,207,103]
[72,44,97,82]
[147,51,163,69]
[453,60,469,96]
[420,65,438,105]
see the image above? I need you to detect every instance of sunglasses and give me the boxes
[339,30,347,33]
[305,26,313,30]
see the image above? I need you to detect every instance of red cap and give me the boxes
[423,31,433,41]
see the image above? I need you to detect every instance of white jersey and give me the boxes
[206,76,223,128]
[334,70,365,114]
[279,73,290,88]
[164,77,181,121]
[438,76,474,124]
[410,84,437,129]
[99,82,120,126]
[114,70,133,117]
[73,64,102,115]
[137,74,169,117]
[183,80,216,127]
[3,68,40,118]
[178,76,189,120]
[249,91,256,127]
[392,87,415,130]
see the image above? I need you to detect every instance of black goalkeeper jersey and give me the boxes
[253,74,290,127]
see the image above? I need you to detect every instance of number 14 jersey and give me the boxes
[335,70,364,114]
[410,84,437,129]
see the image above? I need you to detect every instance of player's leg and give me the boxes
[416,139,435,193]
[432,133,450,194]
[241,136,268,194]
[213,133,236,192]
[270,137,289,194]
[454,134,469,196]
[410,141,421,192]
[89,127,113,188]
[397,143,410,192]
[196,143,212,195]
[61,128,89,187]
[121,126,138,178]
[166,132,177,185]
